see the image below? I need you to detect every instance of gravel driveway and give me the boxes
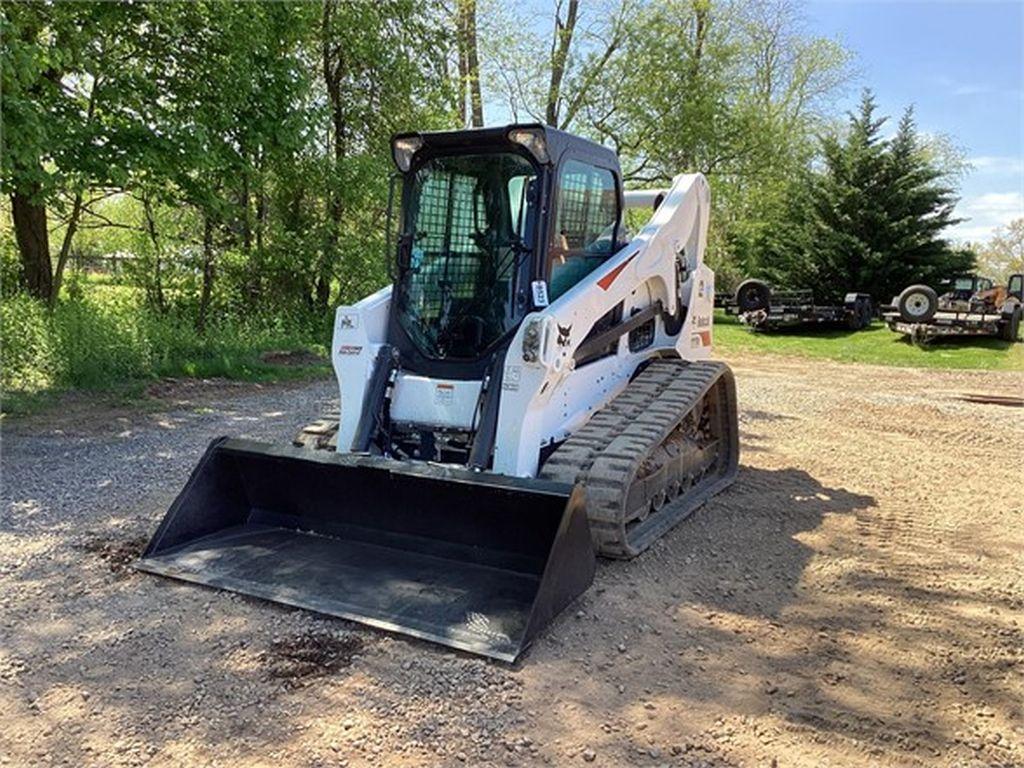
[2,356,1021,767]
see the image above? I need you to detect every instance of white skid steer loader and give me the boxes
[138,124,740,662]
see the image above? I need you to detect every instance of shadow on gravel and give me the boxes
[571,464,1022,764]
[695,465,877,619]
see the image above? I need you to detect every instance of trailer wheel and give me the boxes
[859,296,874,329]
[735,279,771,312]
[1001,308,1021,342]
[897,285,938,323]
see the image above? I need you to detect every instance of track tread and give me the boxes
[540,359,739,558]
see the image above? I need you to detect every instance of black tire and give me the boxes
[897,284,938,323]
[735,279,771,313]
[1001,309,1021,342]
[858,296,874,329]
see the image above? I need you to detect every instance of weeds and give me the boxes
[1,288,331,411]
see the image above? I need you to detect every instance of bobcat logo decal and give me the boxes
[557,323,572,347]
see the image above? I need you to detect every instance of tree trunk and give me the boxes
[457,0,484,127]
[240,168,253,253]
[142,194,166,313]
[197,214,216,333]
[320,0,346,313]
[53,191,83,303]
[545,0,579,126]
[456,3,469,127]
[255,151,267,257]
[52,76,100,302]
[10,188,53,303]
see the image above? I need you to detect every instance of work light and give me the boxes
[508,127,550,164]
[392,135,424,173]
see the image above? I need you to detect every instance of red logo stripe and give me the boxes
[596,253,637,291]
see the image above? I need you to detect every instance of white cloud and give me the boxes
[950,191,1024,243]
[932,75,1012,99]
[967,155,1024,176]
[951,83,993,97]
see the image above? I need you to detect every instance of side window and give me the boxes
[548,160,619,300]
[1009,275,1023,298]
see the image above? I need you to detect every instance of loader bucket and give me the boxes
[137,438,594,662]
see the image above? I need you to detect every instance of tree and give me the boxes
[316,0,453,311]
[482,0,635,131]
[977,218,1024,281]
[575,0,849,285]
[1,2,151,303]
[809,92,971,302]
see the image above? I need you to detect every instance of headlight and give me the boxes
[392,135,423,173]
[507,127,550,165]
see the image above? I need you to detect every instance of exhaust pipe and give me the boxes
[137,438,595,662]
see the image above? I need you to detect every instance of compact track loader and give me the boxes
[139,124,740,661]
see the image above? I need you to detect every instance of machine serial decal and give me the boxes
[596,253,637,291]
[502,365,521,391]
[338,345,363,355]
[557,323,572,346]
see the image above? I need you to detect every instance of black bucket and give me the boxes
[137,438,595,662]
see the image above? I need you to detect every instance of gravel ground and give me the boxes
[1,355,1021,767]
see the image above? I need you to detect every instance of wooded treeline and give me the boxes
[2,0,975,332]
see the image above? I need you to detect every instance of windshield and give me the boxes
[953,277,975,291]
[395,151,538,360]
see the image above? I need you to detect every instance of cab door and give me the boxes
[544,158,621,302]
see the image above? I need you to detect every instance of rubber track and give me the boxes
[540,359,739,558]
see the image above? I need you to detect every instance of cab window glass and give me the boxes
[548,160,618,300]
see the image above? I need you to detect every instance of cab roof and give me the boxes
[392,123,620,173]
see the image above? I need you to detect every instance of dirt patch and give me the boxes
[78,535,149,575]
[259,349,327,367]
[263,630,364,687]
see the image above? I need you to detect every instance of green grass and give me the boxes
[713,311,1024,371]
[1,291,332,415]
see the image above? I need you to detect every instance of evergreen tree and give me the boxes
[808,90,972,302]
[809,90,891,302]
[879,107,972,293]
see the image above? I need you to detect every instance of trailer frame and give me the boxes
[723,287,874,332]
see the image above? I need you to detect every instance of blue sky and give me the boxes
[805,0,1023,243]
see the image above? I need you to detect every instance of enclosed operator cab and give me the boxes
[388,124,624,378]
